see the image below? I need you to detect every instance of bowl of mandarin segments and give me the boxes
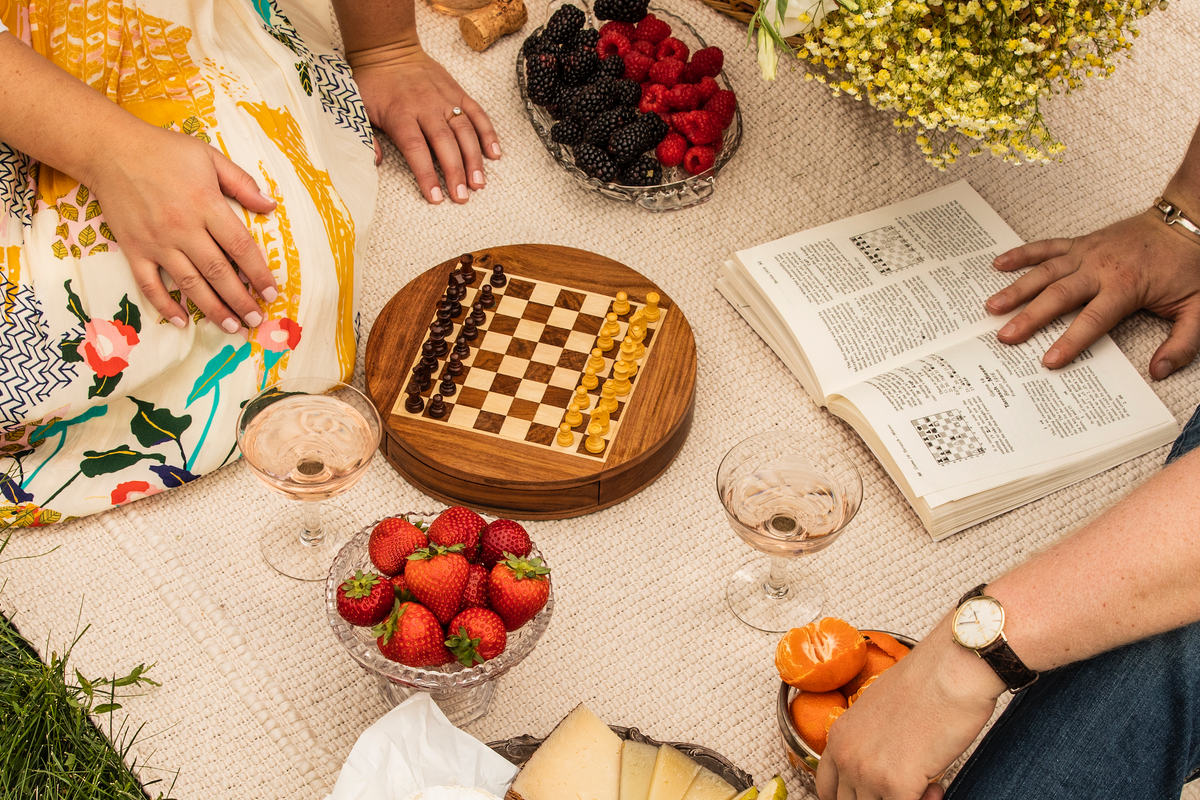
[325,512,554,725]
[775,621,918,774]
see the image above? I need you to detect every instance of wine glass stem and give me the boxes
[764,556,791,600]
[299,501,325,546]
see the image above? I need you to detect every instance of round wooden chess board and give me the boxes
[365,244,696,519]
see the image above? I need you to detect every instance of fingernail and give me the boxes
[221,318,240,334]
[431,187,444,203]
[456,184,468,200]
[473,170,484,186]
[998,322,1016,338]
[259,191,275,205]
[1152,359,1173,380]
[491,143,502,157]
[245,311,263,327]
[993,254,1009,267]
[170,316,187,329]
[1044,346,1062,366]
[262,286,279,303]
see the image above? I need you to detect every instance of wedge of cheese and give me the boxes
[680,768,737,800]
[645,745,702,800]
[619,741,659,800]
[508,704,622,800]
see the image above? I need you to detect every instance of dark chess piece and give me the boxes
[435,305,453,334]
[404,382,425,413]
[453,334,470,360]
[446,352,464,377]
[446,287,463,319]
[419,341,438,371]
[479,284,495,309]
[461,317,478,342]
[427,394,447,419]
[411,363,432,392]
[490,263,507,288]
[470,301,487,326]
[428,328,447,358]
[460,253,477,284]
[438,374,457,397]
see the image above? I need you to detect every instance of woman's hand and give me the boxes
[985,210,1200,379]
[350,43,500,204]
[88,123,279,332]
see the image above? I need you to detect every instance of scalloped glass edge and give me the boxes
[325,513,555,691]
[516,0,743,212]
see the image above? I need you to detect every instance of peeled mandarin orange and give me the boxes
[823,705,846,734]
[864,630,911,661]
[841,641,897,697]
[846,674,878,706]
[789,689,847,755]
[776,617,868,692]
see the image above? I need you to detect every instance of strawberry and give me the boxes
[682,145,716,175]
[488,554,551,632]
[374,602,452,667]
[390,573,415,603]
[462,563,490,609]
[672,110,723,145]
[405,544,470,624]
[337,570,396,627]
[632,39,656,56]
[688,46,725,78]
[623,51,655,82]
[633,13,671,43]
[656,132,688,167]
[638,83,670,115]
[694,75,720,104]
[599,20,636,39]
[666,83,699,111]
[426,505,487,561]
[368,517,427,576]
[647,58,684,87]
[596,31,631,60]
[479,518,533,569]
[704,90,738,129]
[445,608,508,665]
[655,37,689,63]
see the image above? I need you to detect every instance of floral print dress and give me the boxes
[0,0,377,525]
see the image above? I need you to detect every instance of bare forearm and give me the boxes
[1164,120,1200,219]
[332,0,420,63]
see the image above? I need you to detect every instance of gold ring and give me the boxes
[450,106,463,119]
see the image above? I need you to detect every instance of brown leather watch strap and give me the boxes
[959,585,1039,693]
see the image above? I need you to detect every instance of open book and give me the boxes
[717,181,1179,540]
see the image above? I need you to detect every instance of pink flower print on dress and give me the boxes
[254,318,302,352]
[83,319,139,377]
[111,480,161,505]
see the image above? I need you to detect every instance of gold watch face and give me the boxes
[952,596,1005,650]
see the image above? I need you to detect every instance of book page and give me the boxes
[731,181,1025,398]
[832,321,1179,499]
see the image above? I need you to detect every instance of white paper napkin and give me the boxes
[327,694,520,800]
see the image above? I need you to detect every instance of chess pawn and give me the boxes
[479,284,496,309]
[419,342,438,372]
[470,301,487,326]
[584,421,605,454]
[618,337,638,376]
[490,263,507,288]
[612,362,631,397]
[556,422,574,448]
[613,291,630,316]
[629,322,647,360]
[412,363,432,392]
[461,317,478,342]
[602,312,621,340]
[587,348,605,373]
[428,328,448,358]
[460,253,477,284]
[445,352,464,377]
[573,385,591,412]
[600,380,618,414]
[596,327,615,352]
[580,366,598,390]
[404,382,425,414]
[564,402,583,427]
[453,334,471,360]
[590,404,610,435]
[644,292,661,321]
[446,290,462,319]
[427,394,448,419]
[438,374,457,397]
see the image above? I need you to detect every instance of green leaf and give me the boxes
[129,397,191,447]
[99,221,115,241]
[79,445,165,477]
[116,294,142,333]
[63,280,90,325]
[89,372,122,399]
[51,241,68,260]
[59,202,78,222]
[91,703,121,714]
[85,199,102,220]
[78,225,96,248]
[60,337,83,362]
[182,116,201,136]
[89,242,109,254]
[75,185,89,206]
[75,669,93,697]
[186,343,250,407]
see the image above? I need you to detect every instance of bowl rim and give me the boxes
[777,630,920,772]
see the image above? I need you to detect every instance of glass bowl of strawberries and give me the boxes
[517,0,742,211]
[325,507,554,726]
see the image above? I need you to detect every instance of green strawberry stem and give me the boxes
[445,626,485,666]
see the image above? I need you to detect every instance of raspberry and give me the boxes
[551,117,586,146]
[655,37,689,62]
[560,48,599,86]
[682,145,716,175]
[632,39,655,56]
[620,153,663,186]
[596,32,631,60]
[666,83,698,111]
[688,46,725,78]
[622,51,654,82]
[671,109,723,145]
[638,83,670,114]
[526,53,559,105]
[655,132,688,167]
[694,75,720,104]
[704,90,737,129]
[647,58,684,87]
[572,142,617,182]
[597,53,626,78]
[633,13,672,43]
[594,0,649,23]
[544,4,585,44]
[598,20,637,39]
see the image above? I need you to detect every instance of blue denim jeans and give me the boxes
[944,404,1200,800]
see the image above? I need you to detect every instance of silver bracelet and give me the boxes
[1154,196,1200,239]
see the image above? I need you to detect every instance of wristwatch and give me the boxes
[951,584,1039,693]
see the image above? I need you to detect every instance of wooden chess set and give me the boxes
[365,244,697,519]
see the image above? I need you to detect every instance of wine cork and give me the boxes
[460,0,528,52]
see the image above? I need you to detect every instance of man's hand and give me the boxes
[985,210,1200,379]
[815,620,1004,800]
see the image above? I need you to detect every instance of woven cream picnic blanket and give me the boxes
[2,0,1199,797]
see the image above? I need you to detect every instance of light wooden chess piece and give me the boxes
[596,327,615,352]
[565,402,583,427]
[629,322,646,360]
[600,380,618,414]
[602,312,621,338]
[613,291,630,316]
[612,362,631,396]
[581,366,598,390]
[644,292,661,322]
[618,337,638,377]
[587,348,605,373]
[556,422,574,447]
[573,385,590,411]
[584,421,605,454]
[591,404,610,435]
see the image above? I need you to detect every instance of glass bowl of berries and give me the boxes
[517,0,742,211]
[325,508,554,726]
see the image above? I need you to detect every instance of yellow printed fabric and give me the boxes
[0,0,377,525]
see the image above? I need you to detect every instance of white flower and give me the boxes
[756,0,846,79]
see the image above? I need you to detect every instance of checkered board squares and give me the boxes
[392,271,668,462]
[850,226,924,275]
[912,409,986,465]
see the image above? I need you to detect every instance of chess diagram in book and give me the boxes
[850,226,924,275]
[365,244,697,520]
[912,409,986,465]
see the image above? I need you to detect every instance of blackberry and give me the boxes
[597,53,626,79]
[573,28,601,50]
[637,112,669,147]
[620,154,662,186]
[572,142,617,182]
[585,106,638,146]
[544,4,586,44]
[560,48,599,86]
[607,113,668,164]
[553,82,582,108]
[526,53,559,105]
[611,78,640,107]
[522,32,544,57]
[594,0,649,23]
[551,117,586,146]
[568,78,615,120]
